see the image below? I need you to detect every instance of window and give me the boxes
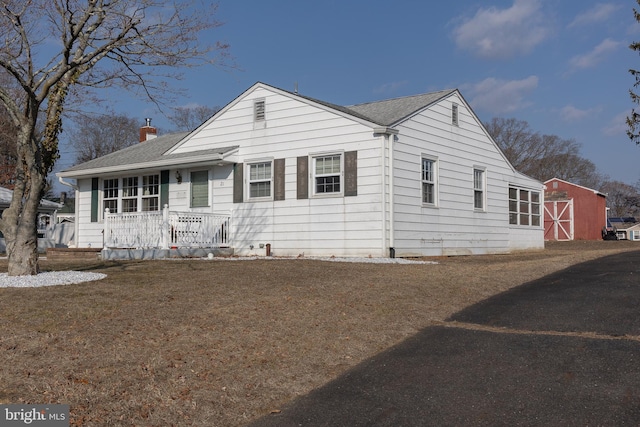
[122,177,138,212]
[422,157,437,205]
[102,174,161,215]
[142,174,159,211]
[103,178,118,212]
[248,161,272,199]
[314,154,341,195]
[473,168,485,210]
[452,103,459,126]
[191,170,209,207]
[509,187,540,226]
[254,99,265,121]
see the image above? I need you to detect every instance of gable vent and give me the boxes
[254,99,266,121]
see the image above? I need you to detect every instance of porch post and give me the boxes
[161,204,169,249]
[103,208,110,249]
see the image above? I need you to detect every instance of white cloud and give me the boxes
[603,110,630,136]
[467,76,539,114]
[568,38,621,71]
[560,105,601,122]
[568,3,621,28]
[451,0,552,59]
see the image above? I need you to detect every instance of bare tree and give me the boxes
[601,180,640,217]
[168,104,221,132]
[627,0,640,144]
[0,103,18,189]
[69,112,141,164]
[484,117,603,188]
[0,0,229,275]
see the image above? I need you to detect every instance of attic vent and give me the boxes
[452,103,459,126]
[254,99,266,121]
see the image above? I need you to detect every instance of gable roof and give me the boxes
[59,132,238,178]
[58,82,499,178]
[544,178,606,198]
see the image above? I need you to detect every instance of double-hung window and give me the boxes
[248,161,272,199]
[422,157,437,205]
[103,178,119,213]
[142,174,159,211]
[509,187,540,226]
[473,168,485,210]
[314,154,341,195]
[122,177,138,212]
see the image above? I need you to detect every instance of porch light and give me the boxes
[175,170,182,184]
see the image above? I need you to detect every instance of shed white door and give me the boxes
[544,200,574,241]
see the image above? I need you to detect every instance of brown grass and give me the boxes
[0,241,638,426]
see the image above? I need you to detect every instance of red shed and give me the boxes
[544,178,607,241]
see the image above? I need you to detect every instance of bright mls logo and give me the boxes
[1,405,69,426]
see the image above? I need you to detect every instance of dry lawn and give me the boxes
[1,241,638,426]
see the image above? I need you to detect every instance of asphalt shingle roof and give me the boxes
[345,89,456,126]
[62,132,237,173]
[60,83,457,175]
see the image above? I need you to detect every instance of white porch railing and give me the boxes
[104,205,230,249]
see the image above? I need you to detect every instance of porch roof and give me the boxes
[58,132,238,178]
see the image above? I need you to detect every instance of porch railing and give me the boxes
[104,205,230,249]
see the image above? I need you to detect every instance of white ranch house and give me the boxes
[57,82,544,259]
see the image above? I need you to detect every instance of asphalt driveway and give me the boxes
[250,250,640,426]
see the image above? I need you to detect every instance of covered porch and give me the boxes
[101,205,233,259]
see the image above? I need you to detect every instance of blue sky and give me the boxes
[57,0,640,188]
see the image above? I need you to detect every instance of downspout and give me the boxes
[58,176,79,247]
[374,127,399,257]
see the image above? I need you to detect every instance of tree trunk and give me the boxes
[3,186,42,276]
[1,126,45,276]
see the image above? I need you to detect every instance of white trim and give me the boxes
[421,155,439,207]
[246,159,274,202]
[310,151,344,198]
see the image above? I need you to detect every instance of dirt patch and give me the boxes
[0,240,637,426]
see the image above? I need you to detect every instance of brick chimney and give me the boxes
[139,118,157,142]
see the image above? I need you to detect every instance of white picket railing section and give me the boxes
[104,205,230,249]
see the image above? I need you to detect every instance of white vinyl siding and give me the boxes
[392,92,543,256]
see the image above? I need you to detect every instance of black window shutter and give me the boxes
[233,163,243,203]
[160,170,169,208]
[344,151,357,197]
[297,156,308,199]
[274,158,285,201]
[91,177,99,222]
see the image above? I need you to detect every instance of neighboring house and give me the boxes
[57,82,544,259]
[0,186,64,252]
[543,178,607,241]
[608,217,640,241]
